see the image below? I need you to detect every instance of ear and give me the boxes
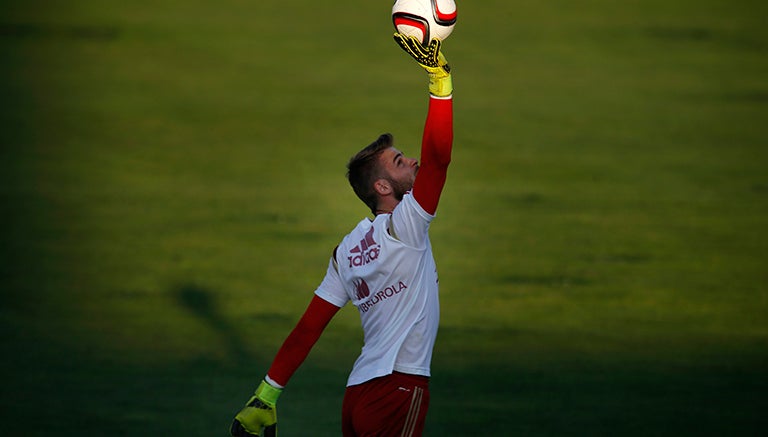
[373,178,392,197]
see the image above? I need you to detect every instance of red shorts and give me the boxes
[342,372,430,437]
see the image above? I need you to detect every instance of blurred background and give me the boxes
[1,0,766,435]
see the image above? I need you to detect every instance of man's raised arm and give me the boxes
[394,34,454,215]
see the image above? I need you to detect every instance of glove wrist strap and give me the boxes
[255,379,282,408]
[429,74,453,98]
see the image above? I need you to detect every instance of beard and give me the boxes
[386,175,414,202]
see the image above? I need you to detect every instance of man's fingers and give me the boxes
[428,38,441,52]
[394,33,429,57]
[428,38,442,63]
[394,34,419,56]
[230,419,247,436]
[411,37,429,57]
[393,33,410,53]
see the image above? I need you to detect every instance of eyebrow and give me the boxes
[393,152,402,164]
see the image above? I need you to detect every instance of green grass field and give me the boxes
[2,0,767,435]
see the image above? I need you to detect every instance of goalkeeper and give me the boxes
[231,33,454,437]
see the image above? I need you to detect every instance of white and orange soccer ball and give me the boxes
[392,0,457,45]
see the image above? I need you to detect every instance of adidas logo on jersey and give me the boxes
[348,226,380,268]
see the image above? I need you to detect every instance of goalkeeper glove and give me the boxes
[230,380,281,437]
[393,33,452,97]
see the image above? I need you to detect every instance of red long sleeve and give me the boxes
[412,96,454,215]
[266,295,341,386]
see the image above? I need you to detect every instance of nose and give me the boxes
[408,157,418,167]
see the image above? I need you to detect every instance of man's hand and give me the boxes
[231,380,281,437]
[394,33,452,97]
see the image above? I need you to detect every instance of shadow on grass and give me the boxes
[171,283,252,363]
[0,283,290,435]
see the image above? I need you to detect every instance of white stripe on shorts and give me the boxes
[401,386,424,437]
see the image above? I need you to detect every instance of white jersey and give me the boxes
[314,193,440,387]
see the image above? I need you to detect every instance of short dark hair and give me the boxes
[346,133,394,214]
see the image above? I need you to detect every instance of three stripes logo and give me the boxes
[347,226,380,268]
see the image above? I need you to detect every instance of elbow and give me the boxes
[431,144,452,168]
[433,155,451,170]
[422,131,453,168]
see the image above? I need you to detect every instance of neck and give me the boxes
[375,209,392,215]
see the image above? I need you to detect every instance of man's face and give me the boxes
[378,147,419,200]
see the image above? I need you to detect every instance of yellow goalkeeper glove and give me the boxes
[230,380,281,437]
[393,33,452,97]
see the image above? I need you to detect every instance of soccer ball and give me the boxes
[392,0,457,45]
